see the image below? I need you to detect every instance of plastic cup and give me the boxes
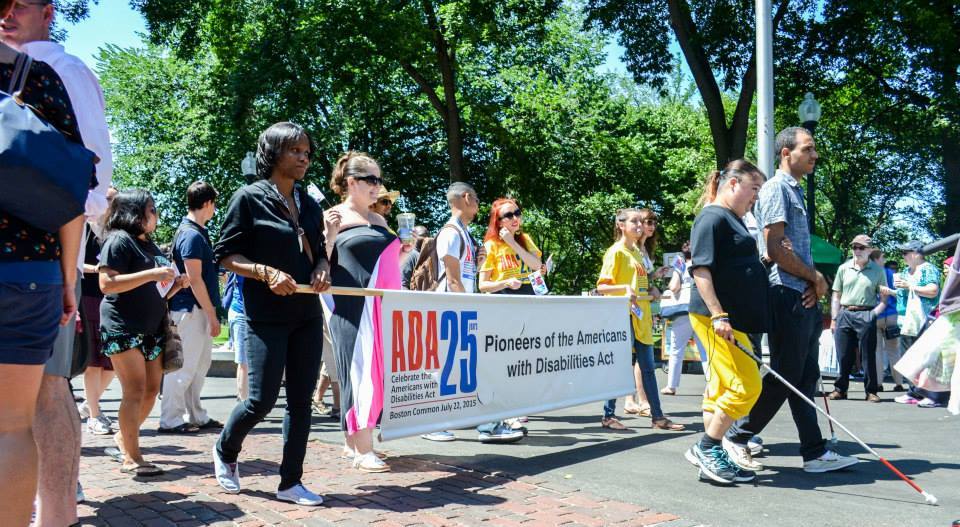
[397,213,416,244]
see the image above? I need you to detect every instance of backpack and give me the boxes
[409,224,465,291]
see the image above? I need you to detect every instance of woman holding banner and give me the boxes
[684,160,768,485]
[213,122,331,506]
[596,208,684,432]
[325,151,401,473]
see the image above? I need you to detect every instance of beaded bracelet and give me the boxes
[710,312,729,320]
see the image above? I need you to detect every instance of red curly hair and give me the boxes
[483,198,531,250]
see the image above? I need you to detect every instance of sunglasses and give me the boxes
[851,244,868,251]
[352,174,384,187]
[377,198,393,206]
[499,209,522,221]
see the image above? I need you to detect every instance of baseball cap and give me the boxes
[898,240,924,253]
[377,187,400,203]
[849,234,873,248]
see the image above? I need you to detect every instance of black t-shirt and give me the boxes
[98,230,168,335]
[213,181,326,323]
[688,205,770,333]
[81,224,103,299]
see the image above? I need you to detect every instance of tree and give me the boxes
[584,0,809,169]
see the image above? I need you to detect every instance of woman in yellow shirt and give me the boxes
[596,208,684,431]
[478,198,543,295]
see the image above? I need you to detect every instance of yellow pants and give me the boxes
[689,314,762,420]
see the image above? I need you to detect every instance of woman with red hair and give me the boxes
[478,198,543,295]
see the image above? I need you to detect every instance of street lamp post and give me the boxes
[798,93,821,232]
[241,151,257,184]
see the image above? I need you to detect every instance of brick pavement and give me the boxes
[76,424,701,527]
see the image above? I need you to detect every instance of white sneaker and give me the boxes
[421,430,456,442]
[478,425,524,444]
[276,484,323,506]
[803,450,860,473]
[212,444,241,493]
[77,401,90,419]
[723,437,764,471]
[353,452,390,473]
[747,436,764,456]
[87,416,112,435]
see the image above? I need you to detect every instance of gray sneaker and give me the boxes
[693,443,737,484]
[86,416,112,435]
[421,430,456,442]
[803,450,860,473]
[478,424,524,444]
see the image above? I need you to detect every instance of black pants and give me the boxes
[217,317,322,491]
[832,309,879,395]
[727,286,827,461]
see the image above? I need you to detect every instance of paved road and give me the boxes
[76,369,958,526]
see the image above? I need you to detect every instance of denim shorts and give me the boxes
[0,281,63,365]
[228,309,249,365]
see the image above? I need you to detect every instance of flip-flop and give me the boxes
[601,417,628,430]
[120,464,164,477]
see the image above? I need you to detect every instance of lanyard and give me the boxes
[268,183,312,265]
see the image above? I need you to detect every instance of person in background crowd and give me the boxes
[98,189,188,477]
[474,197,544,442]
[324,151,399,471]
[659,240,707,395]
[311,326,340,421]
[939,253,959,415]
[224,272,250,401]
[3,0,113,516]
[421,183,494,442]
[413,225,429,239]
[893,240,943,408]
[725,127,858,474]
[213,122,331,505]
[828,235,892,402]
[79,187,119,436]
[369,186,399,220]
[596,208,684,432]
[160,181,223,434]
[870,250,905,391]
[684,161,768,484]
[0,2,88,519]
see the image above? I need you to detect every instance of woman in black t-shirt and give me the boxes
[98,189,188,476]
[685,160,769,485]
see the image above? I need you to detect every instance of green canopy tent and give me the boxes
[812,234,844,279]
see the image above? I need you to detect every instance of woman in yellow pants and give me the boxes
[684,159,769,485]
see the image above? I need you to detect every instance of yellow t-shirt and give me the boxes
[479,234,542,284]
[597,240,653,344]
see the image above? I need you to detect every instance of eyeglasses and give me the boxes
[642,219,657,226]
[351,174,384,187]
[499,209,522,221]
[377,198,393,207]
[851,244,868,251]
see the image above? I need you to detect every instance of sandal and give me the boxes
[120,463,164,477]
[157,423,200,434]
[660,387,677,396]
[651,418,685,431]
[625,405,652,417]
[600,417,628,430]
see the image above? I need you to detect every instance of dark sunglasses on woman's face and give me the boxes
[352,174,384,187]
[499,209,522,221]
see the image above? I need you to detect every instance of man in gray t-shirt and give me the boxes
[725,127,859,475]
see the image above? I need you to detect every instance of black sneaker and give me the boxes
[694,443,737,484]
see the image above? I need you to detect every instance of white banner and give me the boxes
[380,291,635,440]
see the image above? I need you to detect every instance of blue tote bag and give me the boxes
[0,52,96,232]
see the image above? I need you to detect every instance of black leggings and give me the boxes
[217,317,322,491]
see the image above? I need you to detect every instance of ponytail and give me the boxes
[698,170,723,209]
[698,159,767,208]
[330,151,378,198]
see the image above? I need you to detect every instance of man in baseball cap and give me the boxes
[898,240,924,254]
[829,234,893,402]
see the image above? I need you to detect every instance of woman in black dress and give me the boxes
[213,122,332,506]
[324,152,401,473]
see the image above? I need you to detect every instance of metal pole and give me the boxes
[756,0,775,178]
[803,120,817,232]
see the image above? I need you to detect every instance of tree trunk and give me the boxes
[941,129,960,236]
[422,0,466,183]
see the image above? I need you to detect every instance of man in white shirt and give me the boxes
[2,1,112,522]
[421,183,524,444]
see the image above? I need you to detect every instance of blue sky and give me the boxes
[60,1,630,75]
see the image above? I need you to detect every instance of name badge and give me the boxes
[462,259,476,281]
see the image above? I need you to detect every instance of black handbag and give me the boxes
[883,324,900,340]
[0,52,97,232]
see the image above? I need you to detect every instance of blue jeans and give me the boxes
[604,340,663,420]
